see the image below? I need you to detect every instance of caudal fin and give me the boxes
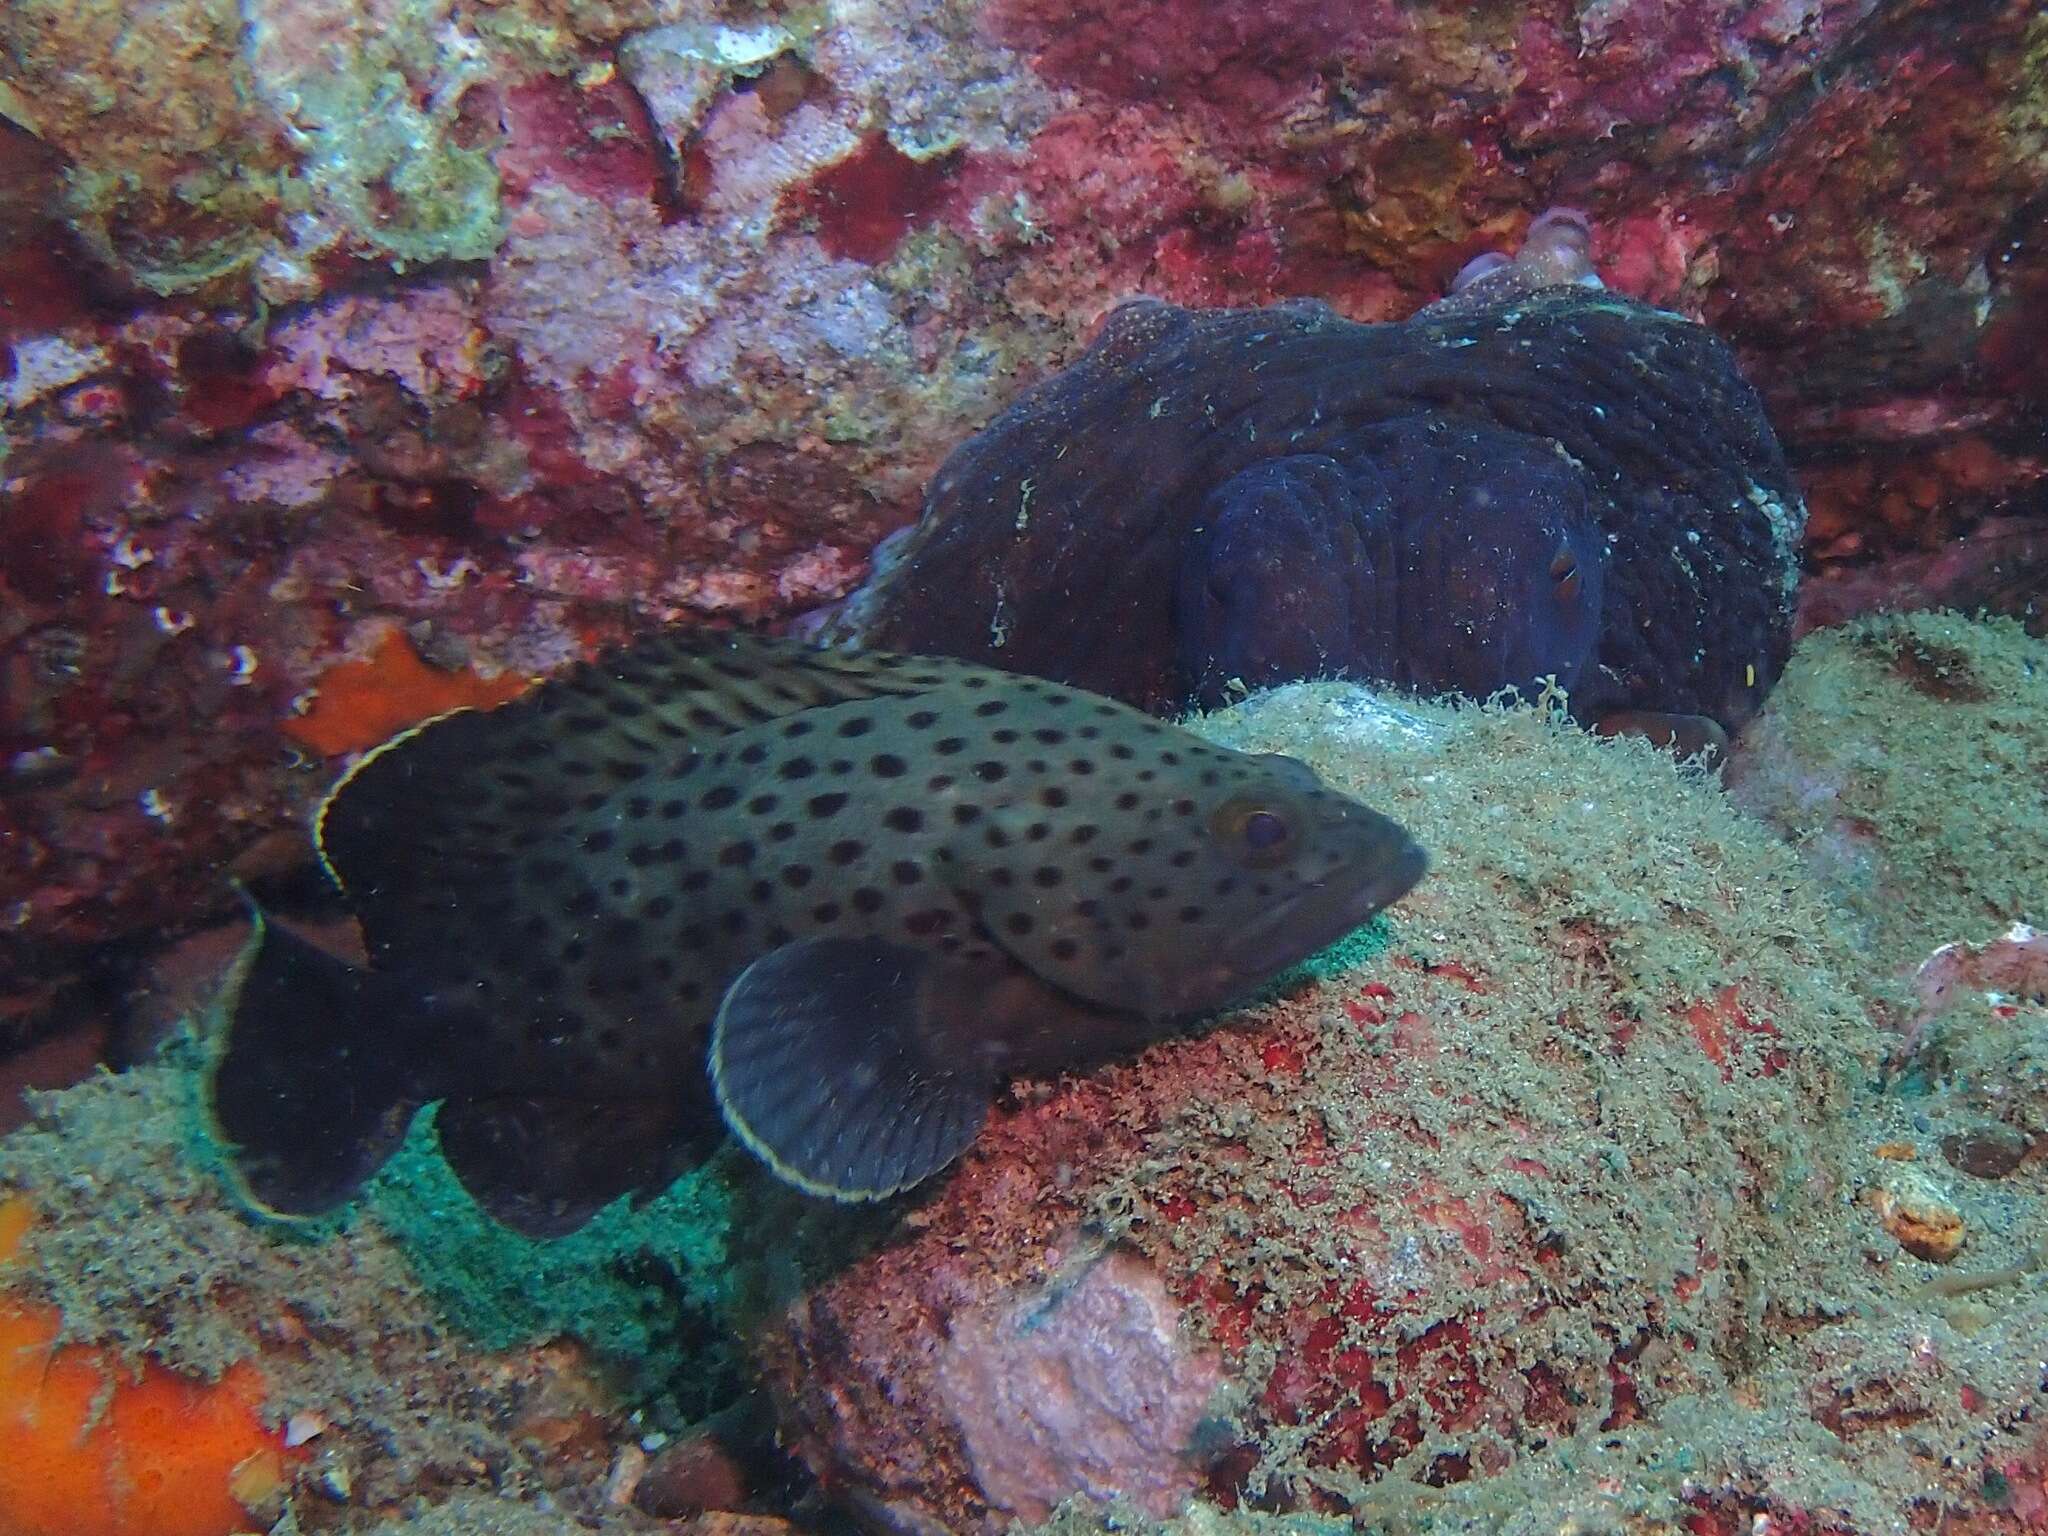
[206,905,422,1221]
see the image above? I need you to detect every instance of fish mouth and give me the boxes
[1223,832,1429,979]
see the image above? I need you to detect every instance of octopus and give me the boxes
[820,211,1805,749]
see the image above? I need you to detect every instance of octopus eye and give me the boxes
[1550,545,1582,604]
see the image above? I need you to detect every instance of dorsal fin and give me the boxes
[538,630,961,741]
[310,633,986,897]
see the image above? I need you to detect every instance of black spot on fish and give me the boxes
[884,807,924,832]
[808,792,850,819]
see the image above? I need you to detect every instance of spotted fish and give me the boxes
[208,633,1426,1235]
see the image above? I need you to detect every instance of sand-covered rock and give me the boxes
[1727,611,2048,974]
[746,684,1892,1529]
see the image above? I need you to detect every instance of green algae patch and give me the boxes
[1727,610,2048,973]
[2,0,506,300]
[247,0,506,270]
[0,1060,524,1511]
[2,0,290,298]
[1282,912,1397,989]
[0,1031,755,1518]
[365,1112,743,1415]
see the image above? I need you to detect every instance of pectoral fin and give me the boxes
[709,937,993,1201]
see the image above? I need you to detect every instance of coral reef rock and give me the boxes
[748,683,1923,1531]
[0,1043,746,1534]
[1725,610,2048,975]
[3,0,2045,1025]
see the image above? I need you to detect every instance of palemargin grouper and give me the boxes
[208,632,1426,1235]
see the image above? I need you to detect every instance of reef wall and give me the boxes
[2,0,2045,1057]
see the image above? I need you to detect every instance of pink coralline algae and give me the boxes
[0,2,2044,1062]
[933,1249,1224,1523]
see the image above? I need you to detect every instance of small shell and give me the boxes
[1864,1167,1966,1262]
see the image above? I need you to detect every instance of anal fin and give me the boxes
[207,906,421,1221]
[710,938,993,1202]
[435,1095,710,1237]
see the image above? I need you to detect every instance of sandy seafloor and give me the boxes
[2,608,2046,1536]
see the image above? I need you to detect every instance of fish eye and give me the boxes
[1209,796,1298,867]
[1549,545,1582,603]
[1244,811,1289,849]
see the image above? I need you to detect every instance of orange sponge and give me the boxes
[283,629,532,758]
[0,1195,291,1536]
